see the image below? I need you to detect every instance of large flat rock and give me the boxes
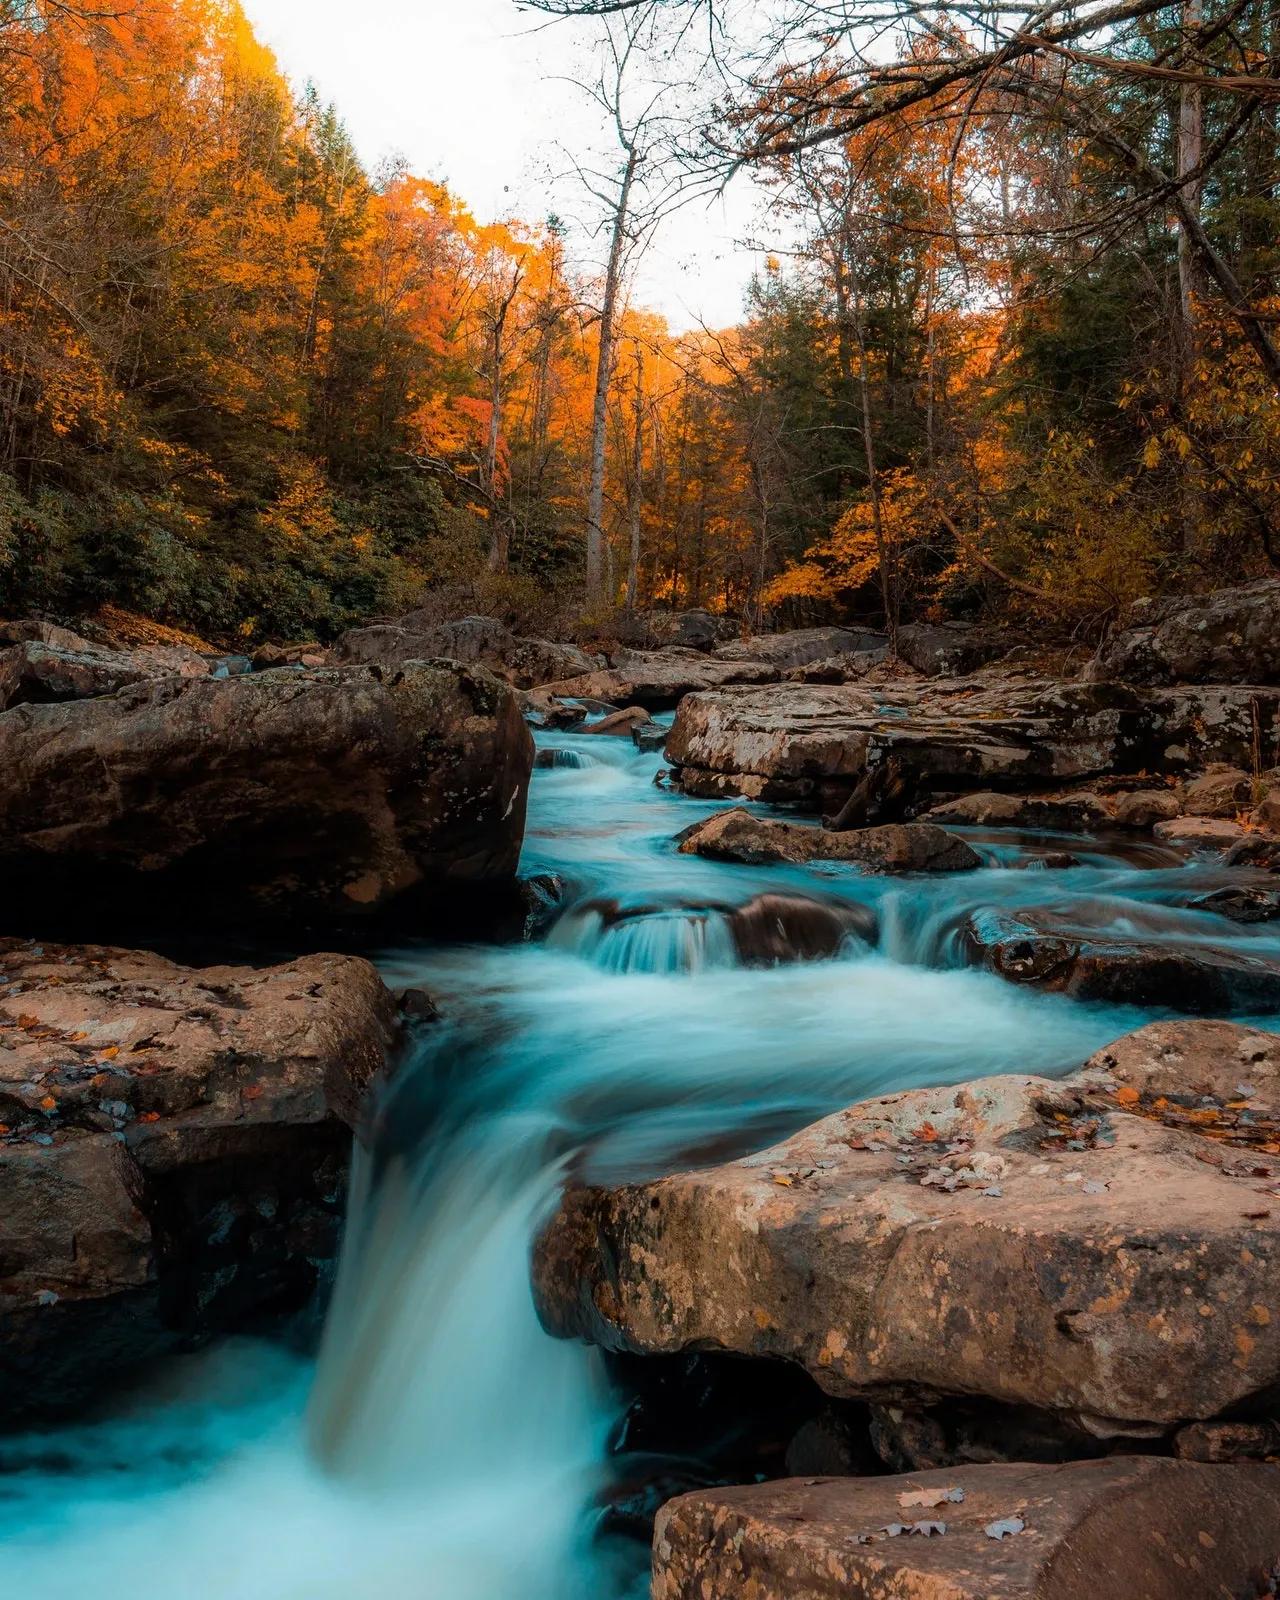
[540,650,781,711]
[666,675,1280,807]
[335,613,599,689]
[0,660,532,925]
[1087,579,1280,685]
[714,627,888,669]
[0,938,399,1421]
[535,1021,1280,1435]
[653,1459,1280,1600]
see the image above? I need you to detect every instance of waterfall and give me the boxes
[548,903,740,974]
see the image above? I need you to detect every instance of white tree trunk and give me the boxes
[586,146,638,607]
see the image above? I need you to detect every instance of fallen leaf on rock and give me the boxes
[1115,1085,1140,1105]
[985,1517,1025,1540]
[772,1174,794,1187]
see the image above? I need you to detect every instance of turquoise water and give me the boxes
[2,719,1275,1598]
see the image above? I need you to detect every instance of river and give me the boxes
[3,716,1278,1598]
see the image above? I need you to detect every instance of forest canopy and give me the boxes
[1,0,1277,644]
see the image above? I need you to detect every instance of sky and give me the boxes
[240,0,767,331]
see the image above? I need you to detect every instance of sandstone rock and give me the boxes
[334,614,599,690]
[895,621,1012,677]
[1155,815,1249,852]
[714,626,888,669]
[536,1020,1280,1434]
[0,938,398,1420]
[1109,788,1181,828]
[540,650,780,712]
[667,677,1280,810]
[785,649,892,684]
[613,609,738,652]
[0,636,210,711]
[581,705,654,737]
[1183,765,1254,817]
[1190,886,1280,923]
[963,907,1280,1011]
[1088,579,1280,685]
[653,1459,1280,1600]
[1174,1419,1280,1462]
[0,661,532,925]
[676,809,981,873]
[926,791,1112,832]
[252,641,330,670]
[1252,781,1280,833]
[0,618,94,652]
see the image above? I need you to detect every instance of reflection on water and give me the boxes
[3,716,1278,1598]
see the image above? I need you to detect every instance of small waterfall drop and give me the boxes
[548,903,740,974]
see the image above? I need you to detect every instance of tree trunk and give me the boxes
[626,344,645,610]
[586,145,639,607]
[1176,0,1205,555]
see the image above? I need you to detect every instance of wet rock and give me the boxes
[667,676,1280,810]
[582,706,654,737]
[335,614,599,690]
[926,790,1112,832]
[963,907,1280,1011]
[535,1019,1280,1434]
[394,986,440,1023]
[539,650,780,712]
[714,627,888,670]
[676,810,980,873]
[652,1459,1280,1600]
[728,894,877,964]
[1190,886,1280,923]
[1183,764,1254,817]
[632,722,668,753]
[0,938,398,1421]
[1228,833,1280,871]
[0,661,533,926]
[895,620,1013,677]
[1087,578,1280,685]
[1155,815,1248,852]
[1109,788,1181,828]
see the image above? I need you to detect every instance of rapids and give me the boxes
[3,715,1279,1598]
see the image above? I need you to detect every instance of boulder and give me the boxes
[335,614,599,690]
[667,676,1280,810]
[926,791,1112,833]
[1190,885,1280,923]
[540,650,780,712]
[676,810,981,873]
[962,907,1280,1012]
[1183,765,1254,817]
[535,1019,1280,1435]
[653,1459,1280,1600]
[0,938,398,1420]
[714,627,888,669]
[0,636,210,711]
[1109,788,1182,828]
[0,661,533,926]
[613,609,738,652]
[252,641,330,670]
[581,706,654,737]
[895,621,1011,677]
[0,618,94,652]
[1155,816,1249,852]
[1087,579,1280,685]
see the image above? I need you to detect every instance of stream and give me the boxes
[3,716,1279,1598]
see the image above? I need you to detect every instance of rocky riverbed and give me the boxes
[1,588,1280,1599]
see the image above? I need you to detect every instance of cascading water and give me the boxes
[4,717,1280,1599]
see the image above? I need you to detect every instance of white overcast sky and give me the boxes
[240,0,767,330]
